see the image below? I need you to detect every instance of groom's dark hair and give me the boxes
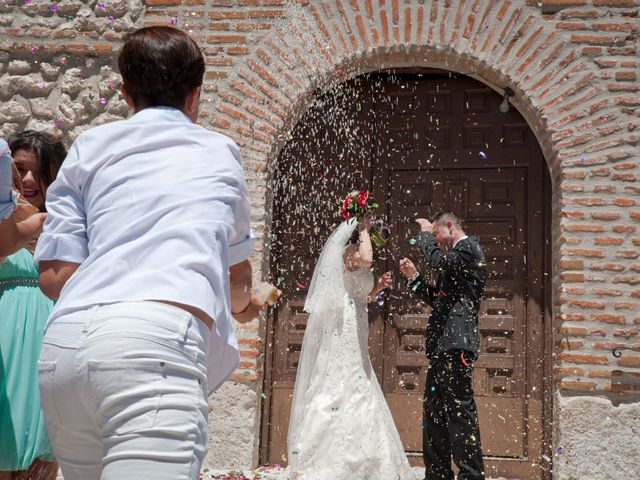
[430,211,464,230]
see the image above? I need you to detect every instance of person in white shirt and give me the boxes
[34,26,274,480]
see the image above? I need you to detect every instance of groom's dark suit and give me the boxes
[407,232,486,480]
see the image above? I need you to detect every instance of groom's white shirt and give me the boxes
[452,235,468,249]
[34,106,255,393]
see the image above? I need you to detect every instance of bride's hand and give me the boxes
[359,211,373,231]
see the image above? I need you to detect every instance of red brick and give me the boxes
[557,352,608,364]
[564,224,604,232]
[558,326,588,335]
[592,0,635,6]
[614,198,636,206]
[555,366,586,376]
[594,185,616,193]
[570,34,625,45]
[613,225,636,233]
[590,262,625,271]
[613,275,640,285]
[595,236,624,245]
[613,329,639,337]
[592,341,627,350]
[618,356,640,367]
[612,172,636,181]
[592,313,626,324]
[614,302,638,310]
[616,71,637,82]
[555,339,584,349]
[561,298,606,309]
[561,259,584,269]
[592,288,624,296]
[617,250,640,259]
[592,212,620,220]
[565,248,605,258]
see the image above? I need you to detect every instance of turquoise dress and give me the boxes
[0,248,55,470]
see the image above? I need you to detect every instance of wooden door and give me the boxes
[262,74,549,480]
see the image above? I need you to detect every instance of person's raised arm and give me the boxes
[344,213,374,270]
[35,142,88,299]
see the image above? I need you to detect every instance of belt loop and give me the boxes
[178,314,190,343]
[83,305,100,332]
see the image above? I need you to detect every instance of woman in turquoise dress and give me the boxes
[0,131,66,480]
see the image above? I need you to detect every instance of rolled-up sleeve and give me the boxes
[226,142,255,266]
[34,143,89,264]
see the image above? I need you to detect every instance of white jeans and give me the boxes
[38,301,210,480]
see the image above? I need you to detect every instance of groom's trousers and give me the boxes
[423,350,485,480]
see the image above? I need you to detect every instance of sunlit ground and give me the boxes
[201,467,507,479]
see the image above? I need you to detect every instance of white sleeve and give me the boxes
[34,141,89,264]
[226,141,255,266]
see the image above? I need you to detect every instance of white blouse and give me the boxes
[34,107,255,393]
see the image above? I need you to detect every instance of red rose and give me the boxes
[357,190,369,207]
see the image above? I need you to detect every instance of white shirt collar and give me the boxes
[452,235,468,249]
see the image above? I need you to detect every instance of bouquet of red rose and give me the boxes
[340,190,387,247]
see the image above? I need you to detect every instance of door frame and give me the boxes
[259,73,553,479]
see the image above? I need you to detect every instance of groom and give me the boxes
[399,211,486,480]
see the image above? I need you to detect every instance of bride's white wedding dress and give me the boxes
[282,220,415,480]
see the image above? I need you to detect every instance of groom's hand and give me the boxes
[415,218,432,232]
[399,258,418,279]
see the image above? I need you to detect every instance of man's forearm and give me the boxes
[230,259,252,313]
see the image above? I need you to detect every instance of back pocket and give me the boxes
[87,359,166,435]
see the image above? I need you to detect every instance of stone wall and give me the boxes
[2,0,639,477]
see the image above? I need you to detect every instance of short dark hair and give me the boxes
[8,130,66,189]
[430,211,463,229]
[117,26,205,110]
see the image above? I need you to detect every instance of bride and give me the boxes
[283,213,415,479]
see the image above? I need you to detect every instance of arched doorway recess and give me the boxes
[262,70,552,480]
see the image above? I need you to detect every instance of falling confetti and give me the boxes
[409,238,417,245]
[30,46,37,54]
[169,16,178,26]
[479,151,487,159]
[100,97,108,105]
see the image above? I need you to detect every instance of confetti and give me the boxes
[107,81,119,89]
[556,446,564,454]
[96,2,106,10]
[100,97,108,105]
[49,4,60,13]
[108,15,114,21]
[24,0,32,4]
[54,116,63,128]
[169,16,178,26]
[479,151,488,159]
[409,238,417,245]
[295,281,305,290]
[30,46,37,54]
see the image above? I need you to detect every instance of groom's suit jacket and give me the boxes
[407,233,486,360]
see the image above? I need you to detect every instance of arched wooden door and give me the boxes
[261,72,551,480]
